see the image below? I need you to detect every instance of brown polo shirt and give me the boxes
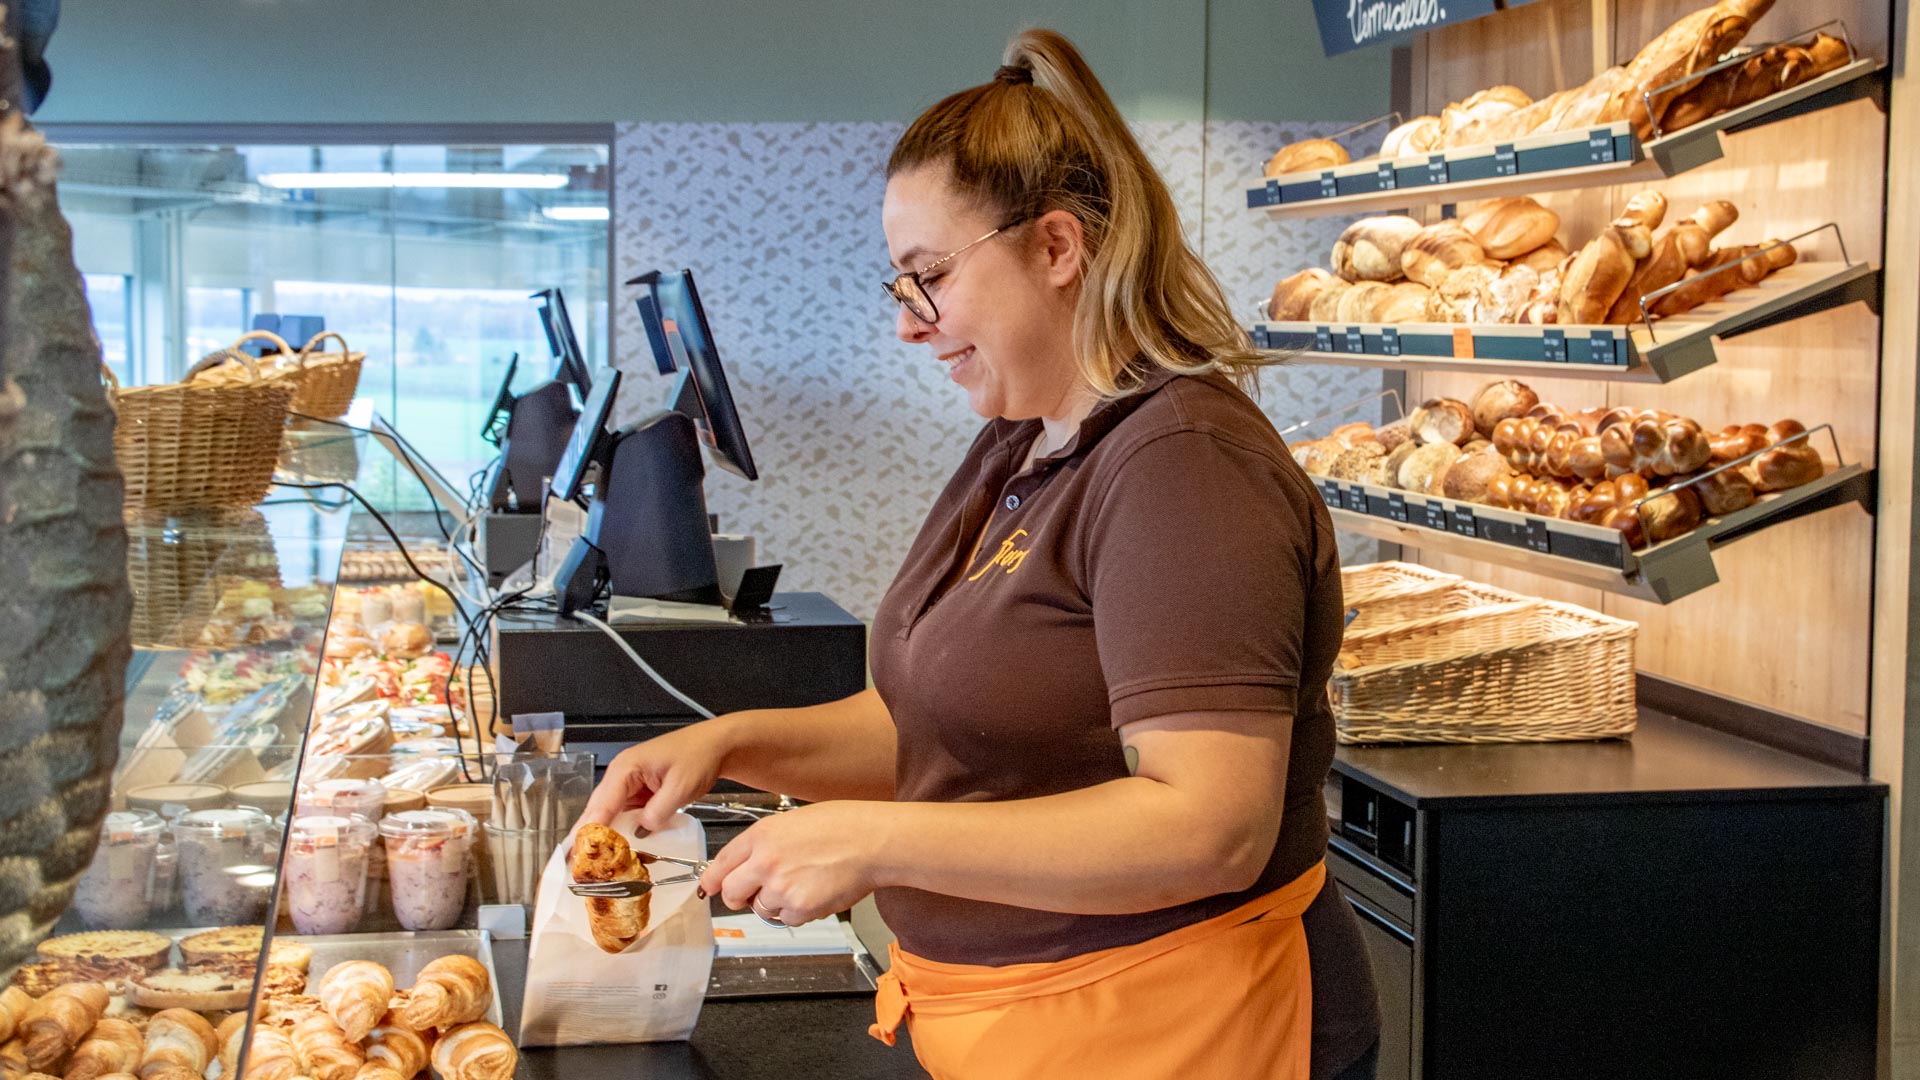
[869,366,1377,1071]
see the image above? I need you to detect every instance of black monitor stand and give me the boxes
[558,409,722,612]
[489,379,579,513]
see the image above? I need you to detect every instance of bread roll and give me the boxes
[1461,197,1561,260]
[1329,422,1379,448]
[1308,279,1353,323]
[1378,116,1442,159]
[1411,399,1475,446]
[1440,86,1532,146]
[1335,281,1392,324]
[1332,216,1424,282]
[1375,417,1415,452]
[1371,442,1419,488]
[1401,221,1494,288]
[1469,380,1540,437]
[1268,268,1345,322]
[1266,138,1350,177]
[1398,442,1466,495]
[1328,443,1387,481]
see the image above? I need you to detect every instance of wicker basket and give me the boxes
[287,331,366,419]
[1332,599,1638,745]
[108,357,294,512]
[1341,561,1459,608]
[1346,579,1525,634]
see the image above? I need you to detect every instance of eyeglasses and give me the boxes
[883,219,1026,325]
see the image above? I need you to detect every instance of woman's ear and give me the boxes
[1031,209,1085,289]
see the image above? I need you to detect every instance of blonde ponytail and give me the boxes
[889,28,1266,398]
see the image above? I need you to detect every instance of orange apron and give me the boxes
[870,860,1325,1080]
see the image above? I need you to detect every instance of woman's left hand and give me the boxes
[697,801,888,926]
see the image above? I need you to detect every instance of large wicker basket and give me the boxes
[1332,600,1638,745]
[287,331,365,419]
[1341,561,1458,608]
[108,356,294,512]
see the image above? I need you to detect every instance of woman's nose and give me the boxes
[896,303,936,343]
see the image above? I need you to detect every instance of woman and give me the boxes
[581,28,1379,1080]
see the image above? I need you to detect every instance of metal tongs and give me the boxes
[568,851,788,927]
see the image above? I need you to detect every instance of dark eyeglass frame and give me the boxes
[883,217,1030,325]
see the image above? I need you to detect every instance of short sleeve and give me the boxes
[1084,428,1323,728]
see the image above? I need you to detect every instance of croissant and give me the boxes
[1599,410,1711,478]
[400,955,490,1032]
[60,1017,142,1080]
[240,1028,301,1080]
[317,962,395,1045]
[137,1008,218,1078]
[3,1034,28,1073]
[132,1066,200,1080]
[1742,420,1826,492]
[428,1022,517,1080]
[355,1066,410,1080]
[25,984,108,1072]
[364,1018,431,1077]
[291,1013,365,1080]
[213,1014,248,1080]
[0,987,29,1043]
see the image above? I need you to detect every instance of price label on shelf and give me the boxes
[1376,162,1397,191]
[1494,144,1518,176]
[1422,502,1449,531]
[1320,480,1342,507]
[1542,329,1567,363]
[1249,327,1267,349]
[1451,327,1475,359]
[1386,493,1409,522]
[1266,178,1281,205]
[1346,484,1369,512]
[1426,154,1449,185]
[1319,171,1338,199]
[1587,330,1617,365]
[1345,327,1365,353]
[1314,326,1334,352]
[1587,129,1616,163]
[1450,505,1478,537]
[1380,327,1401,356]
[1525,518,1553,553]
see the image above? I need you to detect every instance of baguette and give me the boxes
[1605,200,1739,323]
[1558,192,1667,324]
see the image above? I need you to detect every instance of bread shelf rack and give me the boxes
[1245,57,1884,220]
[1315,464,1872,603]
[1250,258,1881,384]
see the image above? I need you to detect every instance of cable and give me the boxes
[290,410,454,542]
[570,610,716,720]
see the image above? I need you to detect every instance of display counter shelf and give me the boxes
[1245,58,1884,219]
[1251,260,1880,383]
[1316,463,1871,603]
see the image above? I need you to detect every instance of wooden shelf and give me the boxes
[1252,261,1879,383]
[1246,60,1885,220]
[1316,465,1871,603]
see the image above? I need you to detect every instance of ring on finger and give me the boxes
[750,896,788,929]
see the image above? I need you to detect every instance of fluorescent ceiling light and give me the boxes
[259,171,570,190]
[542,206,610,221]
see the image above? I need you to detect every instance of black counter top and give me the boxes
[494,935,925,1080]
[1333,707,1883,808]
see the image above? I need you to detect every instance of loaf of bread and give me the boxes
[1369,281,1433,324]
[1291,439,1341,476]
[1401,221,1495,288]
[1558,191,1668,324]
[1605,200,1738,324]
[1268,268,1346,322]
[1709,422,1772,465]
[1741,420,1825,492]
[1598,409,1712,478]
[1663,33,1849,130]
[1379,116,1443,158]
[1602,0,1773,139]
[1266,138,1350,177]
[1425,263,1501,323]
[1449,87,1576,147]
[1546,66,1634,133]
[1461,197,1561,260]
[1469,380,1539,438]
[1336,281,1393,324]
[1411,398,1475,446]
[1375,417,1415,452]
[1442,449,1516,504]
[1513,240,1570,275]
[1690,466,1758,516]
[1398,442,1467,495]
[1371,441,1419,488]
[1439,86,1533,146]
[1332,216,1424,282]
[1480,263,1542,324]
[1648,239,1796,317]
[1308,279,1353,323]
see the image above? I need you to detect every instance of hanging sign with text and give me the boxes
[1312,0,1502,56]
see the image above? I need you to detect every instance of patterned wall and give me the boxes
[610,120,1381,622]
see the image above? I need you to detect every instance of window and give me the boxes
[55,137,610,510]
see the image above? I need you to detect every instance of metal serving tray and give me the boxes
[285,929,505,1027]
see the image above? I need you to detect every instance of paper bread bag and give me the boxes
[518,810,713,1046]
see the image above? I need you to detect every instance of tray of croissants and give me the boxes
[1291,378,1837,552]
[1262,192,1830,337]
[1258,0,1860,187]
[0,926,516,1080]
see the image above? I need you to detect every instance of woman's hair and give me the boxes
[888,28,1266,398]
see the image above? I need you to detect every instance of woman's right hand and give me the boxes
[577,718,737,833]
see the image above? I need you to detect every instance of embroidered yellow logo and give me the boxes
[966,528,1031,581]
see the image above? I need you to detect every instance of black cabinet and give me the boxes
[1326,710,1884,1080]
